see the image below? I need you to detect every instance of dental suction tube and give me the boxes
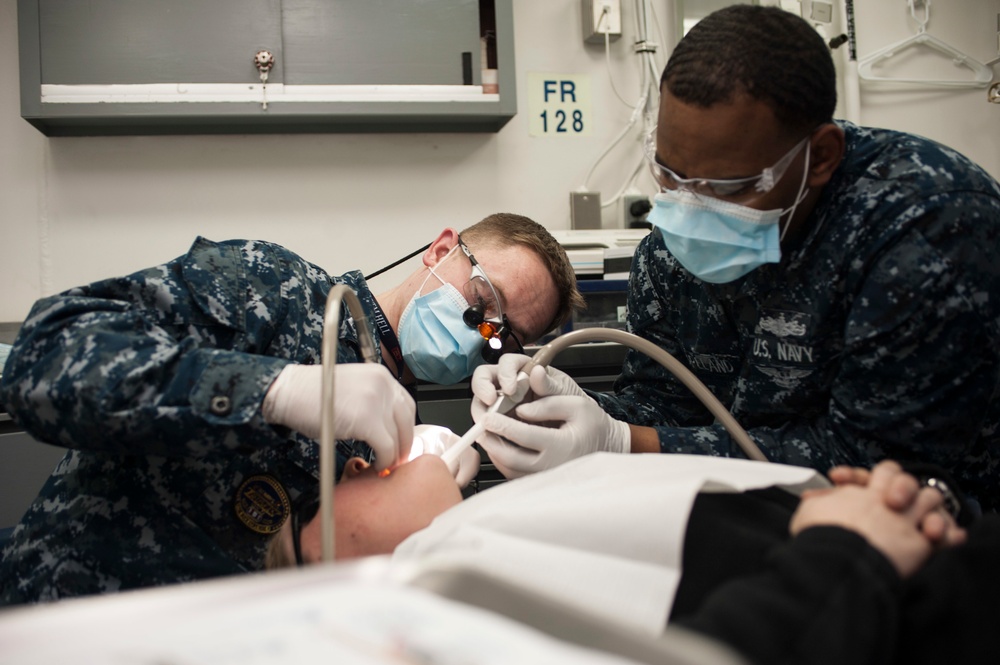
[527,328,767,462]
[320,285,380,563]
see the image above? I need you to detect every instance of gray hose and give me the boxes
[525,328,767,462]
[319,284,379,563]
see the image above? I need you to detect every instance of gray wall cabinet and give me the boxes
[18,0,516,136]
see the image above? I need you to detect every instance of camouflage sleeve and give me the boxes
[714,190,998,474]
[0,238,308,458]
[809,191,1000,469]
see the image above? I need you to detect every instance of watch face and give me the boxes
[922,477,961,519]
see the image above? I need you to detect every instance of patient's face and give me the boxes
[298,454,462,563]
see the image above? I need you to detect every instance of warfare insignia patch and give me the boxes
[757,310,808,338]
[234,475,291,535]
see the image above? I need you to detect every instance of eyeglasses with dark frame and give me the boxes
[456,236,525,364]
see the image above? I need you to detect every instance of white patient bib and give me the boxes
[393,453,827,636]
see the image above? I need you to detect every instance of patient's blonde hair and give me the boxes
[264,522,295,570]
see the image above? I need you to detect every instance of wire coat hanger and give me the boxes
[857,0,994,88]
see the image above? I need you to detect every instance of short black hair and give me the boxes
[661,5,836,134]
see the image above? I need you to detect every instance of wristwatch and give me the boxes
[921,476,962,520]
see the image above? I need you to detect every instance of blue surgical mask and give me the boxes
[647,190,783,283]
[398,249,485,384]
[647,144,811,284]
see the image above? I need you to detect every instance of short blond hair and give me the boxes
[461,213,584,334]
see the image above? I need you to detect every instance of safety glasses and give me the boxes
[456,237,525,363]
[644,126,809,204]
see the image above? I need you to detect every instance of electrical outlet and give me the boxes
[802,0,833,23]
[622,194,652,228]
[583,0,622,44]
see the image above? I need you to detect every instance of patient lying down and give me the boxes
[265,451,991,665]
[268,454,463,567]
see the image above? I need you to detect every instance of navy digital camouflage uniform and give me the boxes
[0,237,388,603]
[592,121,1000,513]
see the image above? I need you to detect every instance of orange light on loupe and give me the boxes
[477,321,497,339]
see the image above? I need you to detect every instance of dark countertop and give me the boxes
[0,322,19,346]
[0,324,15,423]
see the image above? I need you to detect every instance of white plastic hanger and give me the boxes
[857,0,994,88]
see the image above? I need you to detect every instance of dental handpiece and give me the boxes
[439,367,534,467]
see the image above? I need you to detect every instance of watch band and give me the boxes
[921,476,962,520]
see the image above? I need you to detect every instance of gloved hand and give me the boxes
[475,394,631,479]
[412,424,481,488]
[263,363,414,470]
[471,356,589,458]
[446,442,481,488]
[471,354,587,411]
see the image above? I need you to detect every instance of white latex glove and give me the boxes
[471,355,589,455]
[470,353,533,412]
[449,445,481,488]
[471,354,587,410]
[524,362,588,399]
[412,424,481,488]
[476,394,631,479]
[263,363,415,470]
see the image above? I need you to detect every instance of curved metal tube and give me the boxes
[525,328,767,462]
[319,284,379,563]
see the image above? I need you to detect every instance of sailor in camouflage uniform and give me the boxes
[472,6,1000,514]
[0,213,580,604]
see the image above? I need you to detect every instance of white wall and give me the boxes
[2,0,998,323]
[853,0,999,176]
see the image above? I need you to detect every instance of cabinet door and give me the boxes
[283,0,481,85]
[19,0,516,135]
[38,0,283,85]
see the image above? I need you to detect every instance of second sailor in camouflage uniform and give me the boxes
[473,6,1000,513]
[594,118,1000,513]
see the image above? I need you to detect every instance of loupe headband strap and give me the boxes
[365,243,432,281]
